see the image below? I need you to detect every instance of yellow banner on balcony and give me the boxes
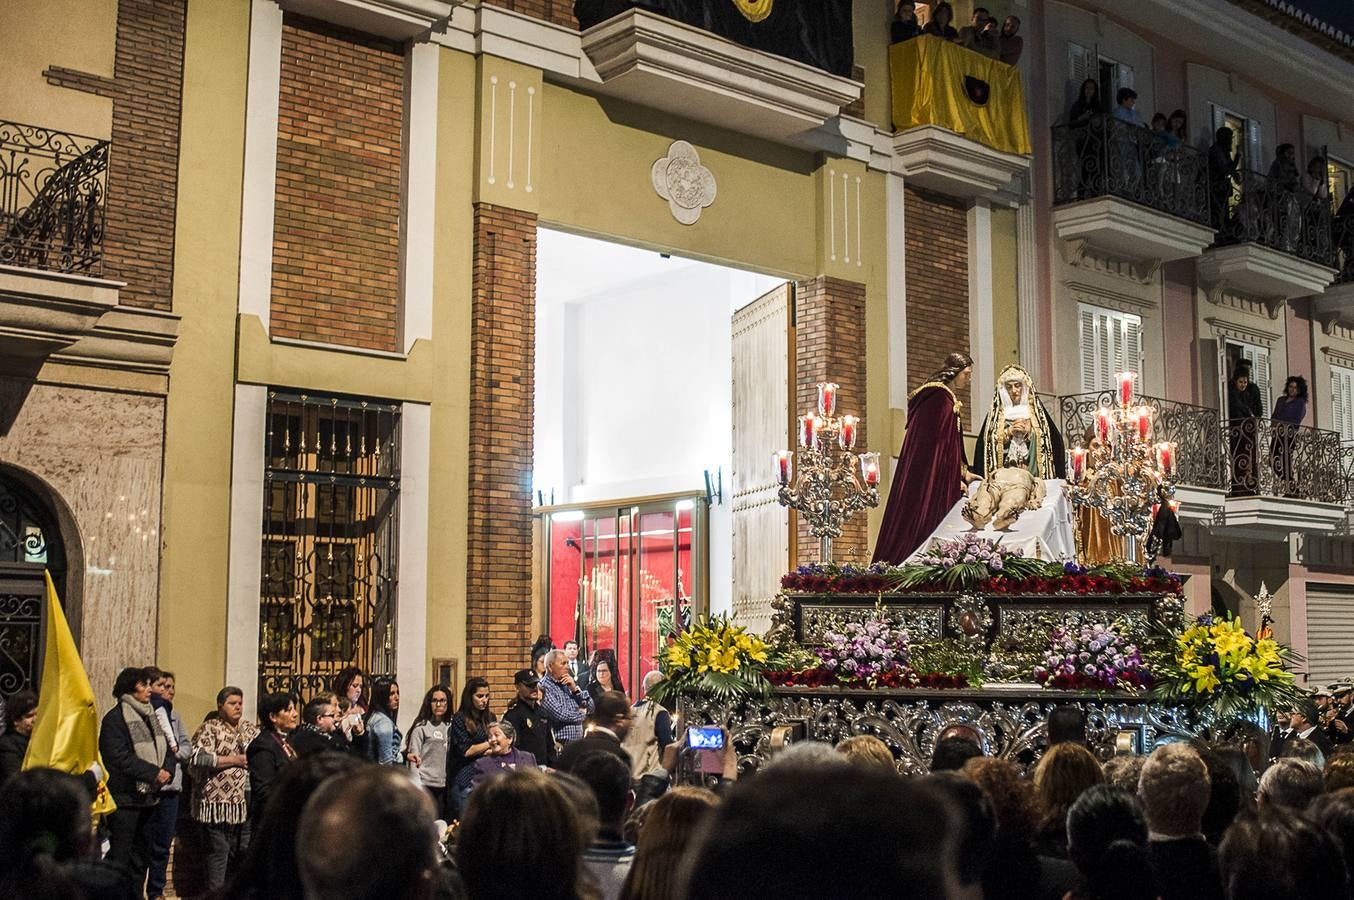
[890,37,1032,156]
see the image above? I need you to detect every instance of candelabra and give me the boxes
[774,382,881,563]
[1066,373,1178,564]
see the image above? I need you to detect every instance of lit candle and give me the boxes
[839,415,859,450]
[817,382,839,418]
[1168,499,1180,514]
[1136,406,1152,442]
[1152,502,1161,521]
[799,413,816,449]
[1156,442,1175,476]
[1096,408,1111,444]
[1117,372,1134,407]
[1070,448,1087,482]
[773,450,792,486]
[860,452,880,486]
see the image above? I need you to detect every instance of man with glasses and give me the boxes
[290,695,347,756]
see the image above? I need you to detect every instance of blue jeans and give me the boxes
[146,790,179,897]
[202,821,251,889]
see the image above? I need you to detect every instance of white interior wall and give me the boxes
[534,229,783,616]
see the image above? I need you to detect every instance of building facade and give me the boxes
[2,0,1352,719]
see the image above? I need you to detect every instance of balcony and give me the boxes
[1051,392,1348,534]
[1053,391,1227,519]
[1321,225,1354,309]
[1050,119,1216,267]
[0,120,178,376]
[889,37,1030,199]
[1215,418,1348,536]
[577,8,861,147]
[1198,169,1338,302]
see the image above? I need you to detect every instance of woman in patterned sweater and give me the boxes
[190,686,259,890]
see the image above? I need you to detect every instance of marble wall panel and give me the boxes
[0,376,166,708]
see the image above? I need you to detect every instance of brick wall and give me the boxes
[904,186,970,412]
[794,276,869,564]
[43,0,186,310]
[487,0,578,28]
[270,15,404,353]
[467,203,537,704]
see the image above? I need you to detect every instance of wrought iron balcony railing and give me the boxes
[1211,168,1335,267]
[1335,215,1354,285]
[1223,418,1346,503]
[1051,118,1211,226]
[1051,391,1227,490]
[0,120,109,276]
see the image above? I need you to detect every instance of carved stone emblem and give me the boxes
[651,141,716,225]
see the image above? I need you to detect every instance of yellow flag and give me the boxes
[22,571,117,817]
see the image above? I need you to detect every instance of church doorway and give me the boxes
[0,466,73,697]
[532,228,788,690]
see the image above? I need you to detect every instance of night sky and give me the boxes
[1278,0,1354,38]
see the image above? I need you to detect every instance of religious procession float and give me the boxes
[655,358,1304,773]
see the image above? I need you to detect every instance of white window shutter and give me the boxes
[1079,303,1142,393]
[1118,63,1134,93]
[1242,345,1272,412]
[1332,366,1354,441]
[1247,120,1263,173]
[1123,315,1142,380]
[1069,42,1094,86]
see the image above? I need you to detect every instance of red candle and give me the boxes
[1152,502,1161,521]
[1156,442,1174,476]
[1117,372,1134,407]
[1168,500,1180,514]
[1070,448,1087,482]
[1136,407,1151,442]
[817,382,838,418]
[799,413,816,449]
[839,415,859,450]
[1096,408,1111,444]
[860,452,880,486]
[773,450,792,486]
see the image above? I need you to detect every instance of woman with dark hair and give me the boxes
[448,676,496,816]
[921,1,958,40]
[1032,742,1106,858]
[365,677,402,765]
[1271,375,1308,491]
[1065,786,1158,900]
[191,686,258,888]
[458,768,593,900]
[219,752,365,900]
[405,684,452,809]
[892,2,922,45]
[332,666,368,716]
[99,666,175,892]
[590,648,627,700]
[1168,109,1188,144]
[1069,78,1102,127]
[0,688,37,785]
[0,768,129,900]
[247,692,298,820]
[874,351,976,563]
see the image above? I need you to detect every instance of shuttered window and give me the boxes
[1307,585,1354,686]
[1239,344,1272,413]
[1069,42,1096,87]
[1332,365,1354,441]
[1079,304,1142,393]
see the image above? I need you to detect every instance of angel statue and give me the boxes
[965,365,1066,530]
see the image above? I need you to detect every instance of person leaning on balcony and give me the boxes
[1227,365,1264,496]
[999,16,1023,65]
[1112,88,1143,128]
[1303,156,1330,202]
[1208,127,1240,228]
[921,1,959,41]
[891,2,922,44]
[1270,376,1307,492]
[958,8,999,58]
[1270,145,1303,250]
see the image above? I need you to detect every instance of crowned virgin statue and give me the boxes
[972,365,1066,481]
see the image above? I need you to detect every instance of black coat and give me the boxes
[98,705,174,807]
[1148,837,1223,900]
[247,731,293,819]
[288,726,347,757]
[501,699,557,768]
[555,731,631,774]
[0,729,29,786]
[1228,382,1263,421]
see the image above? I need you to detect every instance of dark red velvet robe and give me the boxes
[872,384,967,564]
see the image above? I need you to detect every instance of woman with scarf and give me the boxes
[190,685,259,888]
[99,666,175,892]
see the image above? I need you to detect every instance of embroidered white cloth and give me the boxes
[906,478,1076,563]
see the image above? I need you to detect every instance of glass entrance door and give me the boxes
[542,495,705,694]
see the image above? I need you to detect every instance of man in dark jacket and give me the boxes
[501,669,557,768]
[556,691,633,773]
[99,666,175,892]
[289,696,348,757]
[1139,744,1223,900]
[0,689,37,786]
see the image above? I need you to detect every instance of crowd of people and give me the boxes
[891,2,1024,66]
[8,649,1354,899]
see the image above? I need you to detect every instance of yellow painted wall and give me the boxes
[854,0,895,131]
[158,0,249,723]
[991,206,1020,371]
[0,0,115,139]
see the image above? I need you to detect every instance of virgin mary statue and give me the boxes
[972,365,1066,480]
[872,352,974,564]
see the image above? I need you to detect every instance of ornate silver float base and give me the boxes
[685,687,1202,775]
